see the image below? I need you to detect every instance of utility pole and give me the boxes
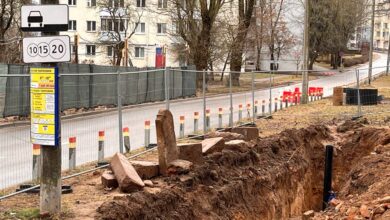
[124,38,128,67]
[74,33,79,64]
[40,0,62,215]
[301,0,309,104]
[368,0,375,84]
[387,28,390,76]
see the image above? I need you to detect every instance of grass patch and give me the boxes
[1,208,40,219]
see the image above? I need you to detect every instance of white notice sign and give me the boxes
[23,36,71,63]
[21,5,69,32]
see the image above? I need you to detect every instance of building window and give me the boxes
[377,31,381,37]
[68,0,77,6]
[68,20,77,31]
[101,19,125,32]
[385,23,388,29]
[135,47,145,58]
[87,0,96,7]
[157,23,167,34]
[135,22,145,33]
[86,45,96,55]
[137,0,146,7]
[109,0,124,7]
[87,21,96,32]
[107,46,114,57]
[158,0,167,8]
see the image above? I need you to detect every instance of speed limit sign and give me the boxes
[23,36,70,63]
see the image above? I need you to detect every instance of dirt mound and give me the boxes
[96,122,389,220]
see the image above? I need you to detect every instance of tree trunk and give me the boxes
[193,22,212,88]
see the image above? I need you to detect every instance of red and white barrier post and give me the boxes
[32,144,41,180]
[123,127,130,153]
[68,137,76,170]
[179,116,185,138]
[98,131,105,165]
[144,120,150,148]
[218,108,223,128]
[194,112,199,133]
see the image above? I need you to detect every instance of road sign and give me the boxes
[21,5,69,32]
[30,67,60,146]
[23,36,71,63]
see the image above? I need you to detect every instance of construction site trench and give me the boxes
[96,119,390,220]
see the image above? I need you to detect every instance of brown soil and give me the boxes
[95,120,389,220]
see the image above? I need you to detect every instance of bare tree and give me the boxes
[0,0,26,63]
[170,0,227,87]
[98,0,142,66]
[229,0,256,86]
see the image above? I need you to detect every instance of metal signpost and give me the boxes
[21,2,69,215]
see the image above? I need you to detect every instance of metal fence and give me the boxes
[0,65,389,193]
[0,63,196,117]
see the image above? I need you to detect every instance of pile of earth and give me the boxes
[96,120,389,220]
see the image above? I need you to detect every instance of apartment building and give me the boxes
[60,0,179,67]
[373,0,390,50]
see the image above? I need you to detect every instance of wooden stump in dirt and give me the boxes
[333,87,344,106]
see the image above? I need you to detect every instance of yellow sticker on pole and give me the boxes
[30,67,58,146]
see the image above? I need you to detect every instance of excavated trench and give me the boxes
[97,121,390,220]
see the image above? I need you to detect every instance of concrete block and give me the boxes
[110,153,144,193]
[178,143,203,164]
[130,160,159,180]
[201,137,225,155]
[101,171,118,189]
[231,127,259,141]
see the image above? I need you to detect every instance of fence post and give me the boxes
[218,108,223,128]
[165,67,170,110]
[194,112,199,133]
[32,144,41,181]
[229,72,233,127]
[98,131,105,165]
[117,71,123,154]
[251,71,255,124]
[179,116,185,138]
[269,71,273,116]
[356,69,362,117]
[203,70,207,134]
[144,120,151,148]
[68,137,76,170]
[123,127,130,153]
[295,94,298,105]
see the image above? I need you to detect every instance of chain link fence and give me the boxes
[0,64,389,193]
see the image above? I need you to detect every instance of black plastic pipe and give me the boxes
[322,145,334,210]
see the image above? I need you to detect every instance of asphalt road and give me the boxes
[0,54,387,189]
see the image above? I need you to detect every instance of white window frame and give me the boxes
[68,20,77,31]
[157,23,167,34]
[137,0,146,7]
[107,46,114,57]
[135,47,145,58]
[86,45,96,56]
[158,0,167,9]
[87,21,96,32]
[68,0,77,6]
[135,22,145,34]
[87,0,96,7]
